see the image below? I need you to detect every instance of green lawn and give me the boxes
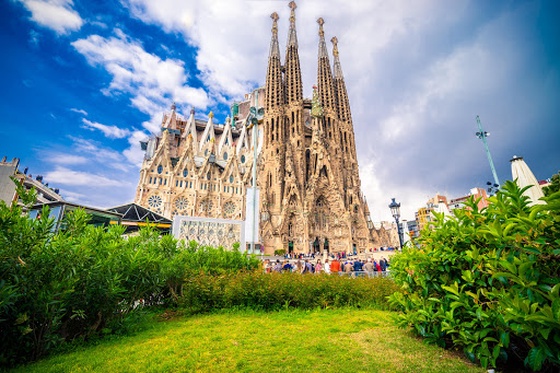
[11,308,485,373]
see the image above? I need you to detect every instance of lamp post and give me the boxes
[388,198,403,250]
[476,116,500,189]
[246,91,264,254]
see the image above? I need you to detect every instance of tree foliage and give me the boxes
[389,181,560,371]
[543,171,560,196]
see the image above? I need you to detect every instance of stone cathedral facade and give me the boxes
[134,2,389,254]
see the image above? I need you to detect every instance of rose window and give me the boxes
[174,197,189,211]
[199,200,214,213]
[147,195,162,209]
[224,202,236,216]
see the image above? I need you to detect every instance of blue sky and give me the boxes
[1,0,559,222]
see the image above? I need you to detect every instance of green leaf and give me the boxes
[525,346,547,371]
[499,331,510,348]
[492,344,501,360]
[539,328,552,340]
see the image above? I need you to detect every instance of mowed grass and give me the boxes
[12,308,485,373]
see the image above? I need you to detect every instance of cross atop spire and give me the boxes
[271,12,279,31]
[289,1,297,12]
[331,36,339,57]
[317,17,325,37]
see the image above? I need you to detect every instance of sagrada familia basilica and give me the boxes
[134,2,392,254]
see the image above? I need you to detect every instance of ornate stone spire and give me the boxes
[317,18,327,58]
[316,18,336,113]
[331,36,352,124]
[287,1,298,48]
[269,12,280,59]
[266,12,284,110]
[284,1,303,104]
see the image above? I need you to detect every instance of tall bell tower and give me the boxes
[257,1,375,255]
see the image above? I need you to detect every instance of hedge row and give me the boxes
[179,271,399,313]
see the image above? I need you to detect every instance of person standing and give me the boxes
[344,260,354,274]
[324,259,331,274]
[330,257,341,274]
[315,259,323,274]
[375,260,382,274]
[363,259,374,277]
[353,259,363,272]
[380,257,387,275]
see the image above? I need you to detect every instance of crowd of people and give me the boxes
[262,256,390,277]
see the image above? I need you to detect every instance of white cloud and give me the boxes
[58,189,86,203]
[69,137,131,172]
[49,153,88,165]
[123,130,150,167]
[72,30,210,133]
[70,107,88,116]
[121,0,273,98]
[82,118,131,139]
[45,166,125,187]
[19,0,83,34]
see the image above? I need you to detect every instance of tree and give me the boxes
[543,170,560,196]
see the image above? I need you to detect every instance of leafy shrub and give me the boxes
[0,182,259,368]
[179,271,400,314]
[389,181,560,371]
[161,240,260,304]
[0,203,165,366]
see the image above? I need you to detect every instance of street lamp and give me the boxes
[475,116,500,189]
[246,91,264,255]
[388,198,403,250]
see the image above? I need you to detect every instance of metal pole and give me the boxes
[395,218,403,250]
[476,115,500,187]
[251,91,258,255]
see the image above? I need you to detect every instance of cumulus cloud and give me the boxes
[68,137,131,172]
[19,0,83,34]
[72,31,210,126]
[121,0,275,99]
[48,153,88,165]
[123,130,150,167]
[82,118,131,139]
[45,166,125,187]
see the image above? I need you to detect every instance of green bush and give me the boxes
[0,202,166,366]
[0,182,260,368]
[389,181,560,371]
[274,249,286,256]
[161,240,260,304]
[179,271,400,313]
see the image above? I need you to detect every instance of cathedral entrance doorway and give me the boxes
[288,240,294,254]
[313,237,320,254]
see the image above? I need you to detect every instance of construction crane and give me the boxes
[475,115,500,191]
